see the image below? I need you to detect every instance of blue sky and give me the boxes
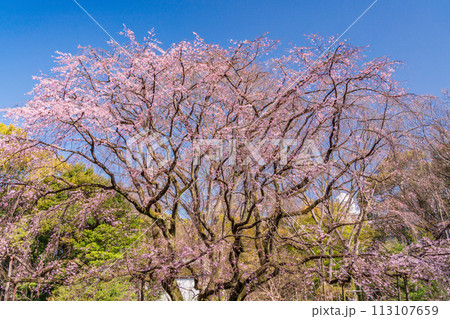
[1,0,449,109]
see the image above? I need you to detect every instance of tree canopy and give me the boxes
[1,30,449,301]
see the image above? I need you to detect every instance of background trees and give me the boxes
[1,30,448,300]
[372,93,449,243]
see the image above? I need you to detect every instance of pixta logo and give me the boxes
[193,138,323,167]
[126,131,323,172]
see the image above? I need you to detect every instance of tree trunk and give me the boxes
[3,256,14,301]
[137,278,145,301]
[403,276,409,301]
[162,278,184,301]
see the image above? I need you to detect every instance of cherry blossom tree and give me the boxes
[2,29,449,300]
